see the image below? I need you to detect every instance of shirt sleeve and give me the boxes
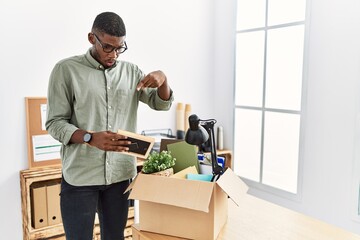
[139,87,174,110]
[45,63,78,145]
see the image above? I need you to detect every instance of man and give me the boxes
[46,12,173,240]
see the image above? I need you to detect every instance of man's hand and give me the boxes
[136,70,166,91]
[89,131,132,152]
[136,70,171,100]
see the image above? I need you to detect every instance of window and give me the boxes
[351,116,360,221]
[234,0,307,194]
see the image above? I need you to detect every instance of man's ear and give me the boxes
[88,33,95,44]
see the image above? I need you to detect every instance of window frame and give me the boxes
[351,114,360,222]
[233,0,310,200]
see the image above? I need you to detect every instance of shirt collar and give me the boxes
[85,48,118,70]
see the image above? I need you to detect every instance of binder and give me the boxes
[46,183,62,225]
[167,141,200,173]
[31,185,48,228]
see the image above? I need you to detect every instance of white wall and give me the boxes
[2,0,360,239]
[299,0,360,233]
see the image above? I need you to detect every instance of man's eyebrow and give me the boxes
[104,42,125,48]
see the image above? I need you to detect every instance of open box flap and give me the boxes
[127,173,215,212]
[216,168,248,206]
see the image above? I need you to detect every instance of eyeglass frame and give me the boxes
[92,33,128,54]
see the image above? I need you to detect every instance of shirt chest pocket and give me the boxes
[113,88,133,114]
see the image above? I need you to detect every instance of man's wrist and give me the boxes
[83,132,92,144]
[157,76,170,100]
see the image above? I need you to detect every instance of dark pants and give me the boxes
[60,178,130,240]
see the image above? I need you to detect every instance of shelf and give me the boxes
[216,149,233,169]
[203,149,233,169]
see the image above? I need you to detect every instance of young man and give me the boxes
[46,12,173,240]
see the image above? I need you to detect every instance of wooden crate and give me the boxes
[20,166,63,240]
[20,166,135,240]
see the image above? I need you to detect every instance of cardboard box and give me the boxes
[126,168,248,240]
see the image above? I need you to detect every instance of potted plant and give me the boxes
[141,150,176,177]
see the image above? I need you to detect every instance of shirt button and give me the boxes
[107,86,111,90]
[108,106,112,109]
[108,125,112,129]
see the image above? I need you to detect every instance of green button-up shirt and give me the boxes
[46,49,174,186]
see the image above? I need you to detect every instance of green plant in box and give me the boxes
[142,150,176,174]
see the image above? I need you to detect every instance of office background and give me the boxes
[0,0,360,239]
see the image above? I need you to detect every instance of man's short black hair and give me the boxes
[92,12,126,37]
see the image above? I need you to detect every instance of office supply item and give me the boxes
[167,141,200,173]
[159,138,183,152]
[117,129,155,159]
[216,156,225,168]
[46,182,62,226]
[25,97,61,168]
[170,166,198,179]
[186,173,213,182]
[176,103,185,139]
[141,128,175,138]
[198,154,225,168]
[214,149,233,169]
[199,163,211,175]
[31,184,48,229]
[217,125,224,150]
[198,154,225,175]
[185,114,224,181]
[141,128,176,152]
[184,104,192,132]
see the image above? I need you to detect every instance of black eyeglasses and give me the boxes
[93,33,128,54]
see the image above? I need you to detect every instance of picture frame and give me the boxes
[117,129,155,159]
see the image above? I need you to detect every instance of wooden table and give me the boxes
[132,193,360,240]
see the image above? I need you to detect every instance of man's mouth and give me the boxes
[105,60,115,67]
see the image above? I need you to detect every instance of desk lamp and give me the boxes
[185,114,224,181]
